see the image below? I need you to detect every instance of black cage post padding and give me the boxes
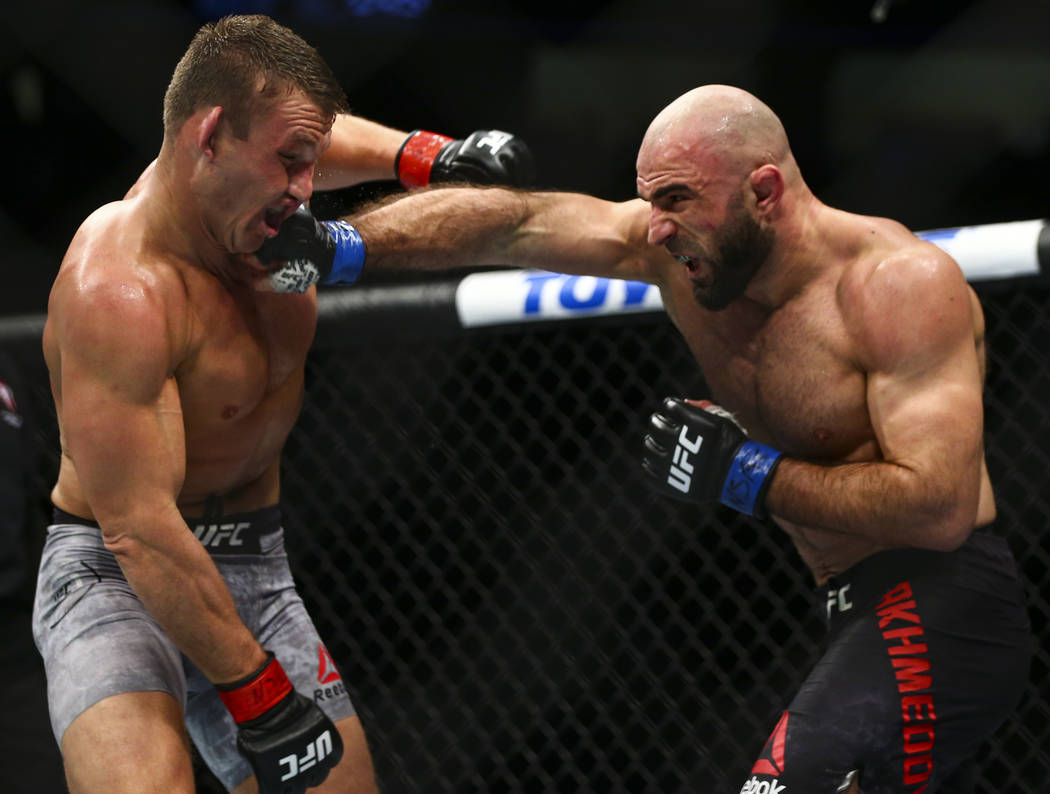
[3,275,1047,794]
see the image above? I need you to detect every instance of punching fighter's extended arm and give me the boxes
[256,188,673,292]
[314,114,534,190]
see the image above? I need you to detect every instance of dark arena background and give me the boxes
[1,0,1048,792]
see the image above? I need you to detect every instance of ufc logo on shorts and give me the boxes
[193,521,248,548]
[826,583,853,618]
[279,730,334,781]
[668,425,704,493]
[474,130,512,154]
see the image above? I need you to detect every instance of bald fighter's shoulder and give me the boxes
[838,217,973,366]
[840,215,966,299]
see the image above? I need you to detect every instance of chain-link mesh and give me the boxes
[8,281,1049,793]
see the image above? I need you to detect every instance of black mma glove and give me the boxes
[255,204,365,293]
[217,651,343,794]
[641,397,783,518]
[396,129,535,188]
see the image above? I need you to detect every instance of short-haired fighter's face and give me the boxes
[199,87,333,258]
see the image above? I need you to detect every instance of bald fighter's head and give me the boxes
[637,84,796,187]
[636,86,802,310]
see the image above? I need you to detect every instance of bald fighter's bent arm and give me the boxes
[764,249,987,551]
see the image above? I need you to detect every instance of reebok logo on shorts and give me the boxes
[318,644,341,684]
[739,776,786,794]
[743,711,788,793]
[314,644,347,704]
[751,710,788,777]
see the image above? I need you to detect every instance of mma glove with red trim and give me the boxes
[641,397,783,518]
[217,651,343,794]
[396,129,535,189]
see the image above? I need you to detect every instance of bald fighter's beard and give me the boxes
[693,199,774,311]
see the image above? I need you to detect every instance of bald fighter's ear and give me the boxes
[197,106,224,160]
[750,164,783,213]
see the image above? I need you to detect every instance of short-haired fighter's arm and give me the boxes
[314,115,534,191]
[48,264,268,682]
[256,187,675,293]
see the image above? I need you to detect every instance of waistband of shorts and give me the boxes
[819,528,1010,625]
[50,505,283,556]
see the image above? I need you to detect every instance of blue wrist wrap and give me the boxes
[321,221,366,285]
[719,440,783,517]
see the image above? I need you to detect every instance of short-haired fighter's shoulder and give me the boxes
[47,198,192,395]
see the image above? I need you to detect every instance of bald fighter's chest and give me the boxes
[666,286,876,461]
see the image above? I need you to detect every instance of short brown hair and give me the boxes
[163,14,348,139]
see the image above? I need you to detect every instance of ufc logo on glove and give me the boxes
[668,425,705,493]
[280,730,336,782]
[642,397,783,518]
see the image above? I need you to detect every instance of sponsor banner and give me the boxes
[918,219,1043,281]
[453,221,1045,328]
[455,269,662,328]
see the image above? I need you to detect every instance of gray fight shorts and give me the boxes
[32,506,356,790]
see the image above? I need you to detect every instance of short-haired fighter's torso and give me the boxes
[45,193,317,520]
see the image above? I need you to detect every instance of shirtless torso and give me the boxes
[655,213,995,583]
[44,192,316,522]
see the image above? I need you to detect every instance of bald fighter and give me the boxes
[263,84,1032,793]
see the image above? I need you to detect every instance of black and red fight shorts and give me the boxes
[740,528,1032,794]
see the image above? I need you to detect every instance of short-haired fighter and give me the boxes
[34,13,532,794]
